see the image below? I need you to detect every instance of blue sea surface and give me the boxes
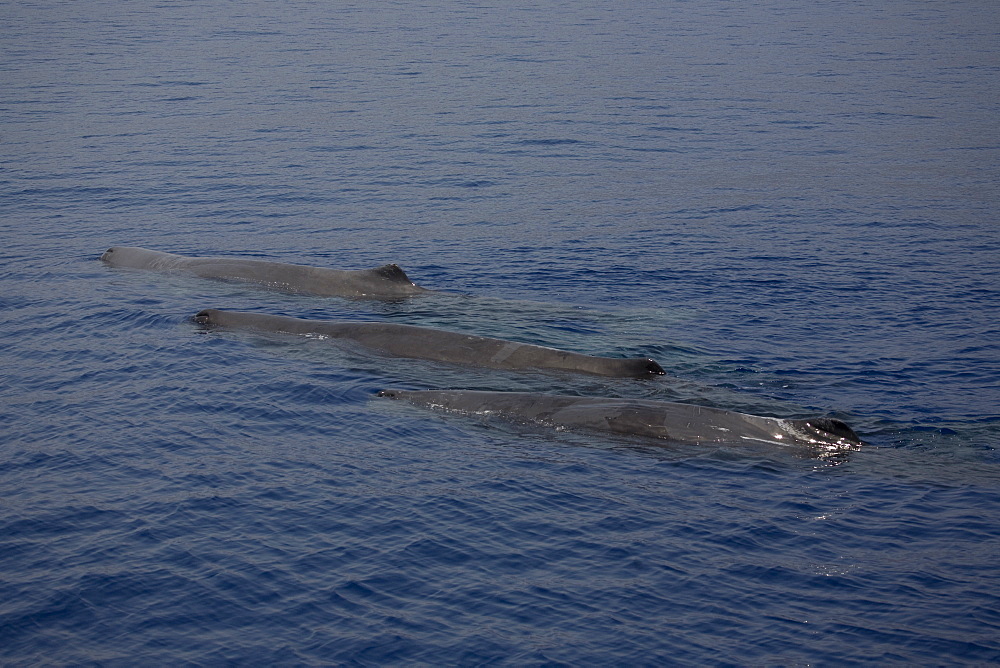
[2,0,999,664]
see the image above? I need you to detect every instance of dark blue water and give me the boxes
[3,1,999,664]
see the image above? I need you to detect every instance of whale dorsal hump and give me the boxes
[369,263,413,284]
[791,417,863,445]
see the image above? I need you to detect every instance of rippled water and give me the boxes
[3,1,999,664]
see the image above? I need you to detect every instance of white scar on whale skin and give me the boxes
[101,245,430,299]
[489,341,524,365]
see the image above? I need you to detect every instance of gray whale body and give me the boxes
[195,309,666,378]
[377,389,864,449]
[101,246,429,298]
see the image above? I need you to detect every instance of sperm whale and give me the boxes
[377,389,864,449]
[101,246,429,298]
[194,308,665,378]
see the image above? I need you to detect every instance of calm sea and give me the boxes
[2,0,999,664]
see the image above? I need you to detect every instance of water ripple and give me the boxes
[2,0,999,664]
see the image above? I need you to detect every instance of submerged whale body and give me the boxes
[377,389,864,449]
[101,246,429,298]
[195,309,665,378]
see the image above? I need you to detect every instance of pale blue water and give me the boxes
[2,1,999,664]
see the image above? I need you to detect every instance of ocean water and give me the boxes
[2,0,999,664]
